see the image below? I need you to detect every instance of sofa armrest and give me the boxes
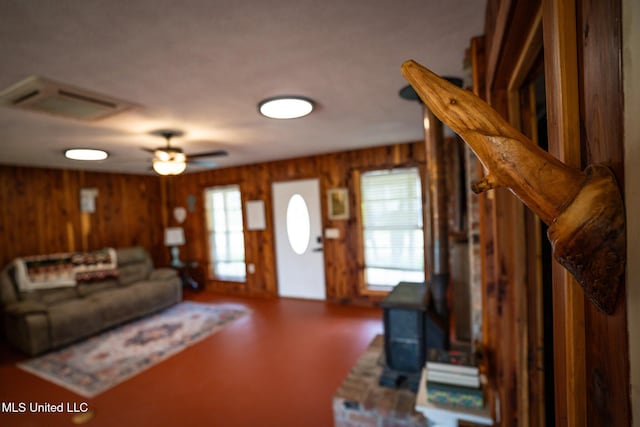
[5,300,48,316]
[4,301,50,356]
[149,268,178,281]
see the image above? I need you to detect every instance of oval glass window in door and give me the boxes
[286,194,311,255]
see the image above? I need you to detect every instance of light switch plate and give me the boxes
[324,228,340,239]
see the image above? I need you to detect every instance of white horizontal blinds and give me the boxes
[204,185,246,281]
[360,168,425,287]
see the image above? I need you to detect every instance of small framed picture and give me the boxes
[328,188,349,220]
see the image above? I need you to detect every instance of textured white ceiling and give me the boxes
[0,0,485,174]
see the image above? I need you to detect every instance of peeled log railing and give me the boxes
[401,59,625,315]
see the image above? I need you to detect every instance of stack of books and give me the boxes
[425,348,484,409]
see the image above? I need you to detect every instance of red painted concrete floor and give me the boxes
[0,291,383,427]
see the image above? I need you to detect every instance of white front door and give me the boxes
[272,178,326,300]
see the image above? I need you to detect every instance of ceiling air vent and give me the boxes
[0,76,136,121]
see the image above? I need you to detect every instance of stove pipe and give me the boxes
[399,83,452,318]
[424,105,449,317]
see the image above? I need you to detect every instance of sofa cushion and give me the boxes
[87,280,180,329]
[87,287,145,326]
[47,299,103,347]
[149,268,178,281]
[129,280,180,309]
[76,279,119,298]
[4,300,48,316]
[116,247,152,285]
[118,264,149,286]
[20,287,79,306]
[116,246,149,265]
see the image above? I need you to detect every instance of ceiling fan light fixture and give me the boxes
[64,148,108,161]
[149,130,187,175]
[152,159,186,175]
[258,96,314,119]
[155,150,170,162]
[146,128,227,175]
[152,149,187,175]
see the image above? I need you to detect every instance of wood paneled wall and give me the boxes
[0,166,167,268]
[477,0,630,425]
[577,0,629,424]
[0,140,429,306]
[168,142,425,303]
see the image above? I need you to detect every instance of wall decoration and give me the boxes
[187,194,196,213]
[328,188,349,220]
[246,200,266,230]
[80,188,98,213]
[173,207,187,224]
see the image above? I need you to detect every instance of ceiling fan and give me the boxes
[144,129,228,175]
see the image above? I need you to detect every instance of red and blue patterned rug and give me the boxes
[17,301,250,397]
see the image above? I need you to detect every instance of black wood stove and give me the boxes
[379,282,448,391]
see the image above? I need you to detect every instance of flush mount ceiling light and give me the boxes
[258,96,315,119]
[64,148,109,161]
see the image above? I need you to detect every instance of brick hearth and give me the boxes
[333,335,428,427]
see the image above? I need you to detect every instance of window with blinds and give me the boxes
[360,168,425,288]
[204,185,246,281]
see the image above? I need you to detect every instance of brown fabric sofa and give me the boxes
[0,246,182,355]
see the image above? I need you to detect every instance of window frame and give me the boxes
[353,163,428,294]
[203,184,247,283]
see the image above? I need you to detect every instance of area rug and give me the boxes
[17,301,250,398]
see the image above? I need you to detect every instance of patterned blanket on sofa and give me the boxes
[13,248,118,292]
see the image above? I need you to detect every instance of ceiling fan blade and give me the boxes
[186,150,228,159]
[142,147,156,154]
[187,159,218,167]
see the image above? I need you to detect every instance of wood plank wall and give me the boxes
[0,166,167,268]
[478,0,630,425]
[0,140,430,307]
[167,142,425,303]
[577,0,630,424]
